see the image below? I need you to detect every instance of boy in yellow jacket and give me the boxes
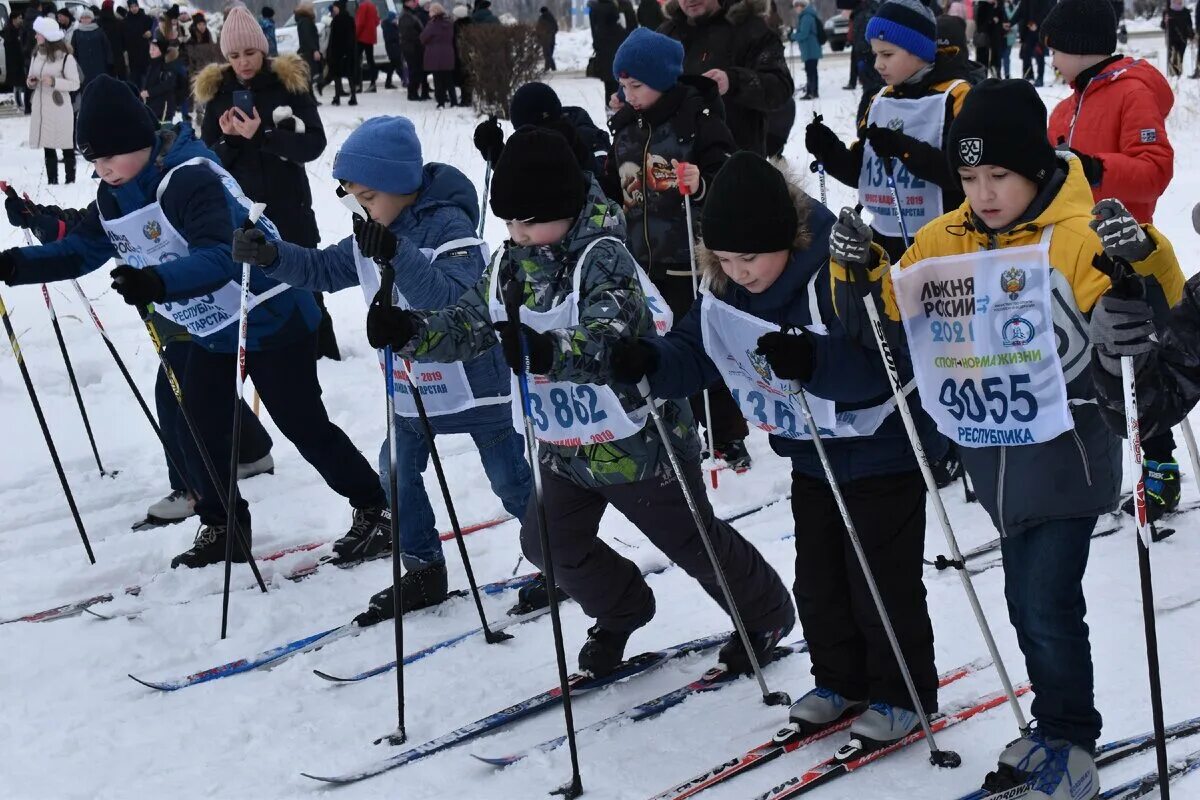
[830,79,1180,799]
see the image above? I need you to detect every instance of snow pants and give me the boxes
[519,455,795,635]
[791,469,938,712]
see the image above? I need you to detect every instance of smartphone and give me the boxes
[232,90,255,117]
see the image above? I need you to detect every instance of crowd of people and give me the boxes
[0,0,1198,797]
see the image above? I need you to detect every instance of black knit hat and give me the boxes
[76,75,157,161]
[509,82,562,129]
[702,152,798,253]
[490,127,587,223]
[1041,0,1117,55]
[946,79,1057,186]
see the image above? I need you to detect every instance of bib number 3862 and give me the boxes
[528,385,609,432]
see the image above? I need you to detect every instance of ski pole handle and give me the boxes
[242,202,267,233]
[1091,252,1144,301]
[674,161,694,197]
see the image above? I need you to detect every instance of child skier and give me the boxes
[609,151,944,749]
[231,115,532,616]
[0,75,391,569]
[364,126,796,677]
[839,79,1181,798]
[604,27,752,471]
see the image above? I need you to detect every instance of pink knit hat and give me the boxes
[220,6,269,57]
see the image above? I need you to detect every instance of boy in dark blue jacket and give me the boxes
[231,116,531,616]
[610,152,943,748]
[0,75,389,568]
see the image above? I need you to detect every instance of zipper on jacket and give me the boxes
[996,445,1008,538]
[1066,83,1093,147]
[1071,427,1094,487]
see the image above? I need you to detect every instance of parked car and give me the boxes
[824,12,849,52]
[276,0,397,64]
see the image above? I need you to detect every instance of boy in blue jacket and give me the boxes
[232,116,531,616]
[0,75,389,569]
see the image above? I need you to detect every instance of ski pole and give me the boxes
[677,162,718,487]
[811,114,828,206]
[503,282,582,799]
[846,239,1029,733]
[400,353,514,645]
[882,158,911,250]
[0,289,95,563]
[1179,418,1200,496]
[221,202,269,640]
[635,377,791,709]
[479,159,492,239]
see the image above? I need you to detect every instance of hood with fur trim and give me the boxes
[663,0,768,27]
[192,52,309,103]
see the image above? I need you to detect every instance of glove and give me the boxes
[494,321,555,375]
[805,118,842,163]
[352,215,398,263]
[864,124,910,161]
[4,190,32,229]
[756,330,815,382]
[29,204,72,244]
[230,227,279,267]
[0,248,17,283]
[365,284,417,350]
[609,337,659,384]
[110,265,165,306]
[1056,141,1103,187]
[1089,292,1157,375]
[473,116,505,165]
[1091,198,1153,263]
[830,206,873,269]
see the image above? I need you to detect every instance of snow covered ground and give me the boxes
[2,47,1200,800]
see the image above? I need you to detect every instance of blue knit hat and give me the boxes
[866,0,937,63]
[333,116,423,195]
[613,28,684,92]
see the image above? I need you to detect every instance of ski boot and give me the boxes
[135,489,196,530]
[981,731,1099,799]
[1121,458,1180,522]
[716,623,791,675]
[237,453,275,480]
[330,506,392,564]
[714,439,752,472]
[577,598,655,678]
[170,523,251,569]
[507,572,569,616]
[835,702,920,760]
[353,561,450,627]
[786,686,867,735]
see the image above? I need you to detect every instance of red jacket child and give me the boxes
[355,0,380,45]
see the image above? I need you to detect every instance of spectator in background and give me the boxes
[791,0,821,100]
[260,6,279,57]
[420,3,457,106]
[400,0,431,99]
[141,34,180,121]
[327,0,358,104]
[186,12,222,125]
[452,4,472,104]
[619,0,639,29]
[973,0,1004,77]
[2,14,29,112]
[122,0,155,86]
[98,1,127,80]
[589,0,626,99]
[849,0,883,114]
[295,2,324,94]
[382,10,404,88]
[637,0,665,28]
[27,16,80,184]
[55,7,72,35]
[1013,0,1050,85]
[158,4,181,45]
[356,0,380,91]
[1162,0,1194,77]
[70,7,113,90]
[998,0,1015,77]
[472,0,500,23]
[537,6,558,70]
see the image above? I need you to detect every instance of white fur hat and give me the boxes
[452,4,468,17]
[33,15,65,42]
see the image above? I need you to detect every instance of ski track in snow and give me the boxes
[2,44,1200,800]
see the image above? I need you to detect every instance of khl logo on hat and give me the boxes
[959,137,983,166]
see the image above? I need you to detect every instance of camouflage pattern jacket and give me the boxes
[401,177,700,487]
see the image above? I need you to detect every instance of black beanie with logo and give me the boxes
[76,75,158,161]
[490,126,588,223]
[946,79,1058,187]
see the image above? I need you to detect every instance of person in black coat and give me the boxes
[1162,0,1195,77]
[399,0,431,100]
[325,0,357,105]
[295,1,323,95]
[589,0,627,98]
[637,0,666,27]
[382,10,404,88]
[98,2,127,79]
[2,15,28,110]
[536,6,558,70]
[141,36,179,120]
[70,8,114,89]
[121,0,155,85]
[1011,0,1050,85]
[972,0,1004,77]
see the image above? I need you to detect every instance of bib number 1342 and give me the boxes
[528,385,609,431]
[938,374,1038,424]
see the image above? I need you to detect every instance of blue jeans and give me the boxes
[1000,516,1103,750]
[380,417,531,570]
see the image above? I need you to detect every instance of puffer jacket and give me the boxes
[400,177,701,488]
[1047,56,1174,225]
[878,154,1179,536]
[5,126,320,355]
[643,181,946,484]
[69,21,113,87]
[267,163,510,433]
[27,48,81,150]
[790,3,822,62]
[606,75,733,279]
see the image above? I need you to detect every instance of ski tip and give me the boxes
[82,606,117,621]
[312,669,354,683]
[300,772,349,784]
[128,673,174,692]
[470,753,518,767]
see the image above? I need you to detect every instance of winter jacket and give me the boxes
[815,47,972,262]
[1011,0,1051,50]
[471,7,500,23]
[790,3,822,62]
[399,7,425,64]
[419,15,456,71]
[875,155,1178,536]
[267,163,511,433]
[589,0,627,80]
[2,23,26,87]
[185,25,223,79]
[383,13,403,65]
[356,0,380,45]
[68,22,113,87]
[260,16,279,56]
[401,177,701,488]
[195,54,325,249]
[5,126,320,355]
[850,0,883,100]
[1047,57,1173,225]
[98,8,127,77]
[1162,5,1194,50]
[537,9,558,49]
[27,49,80,150]
[565,104,613,171]
[637,0,665,29]
[660,0,794,155]
[142,53,180,120]
[122,7,155,70]
[297,10,322,61]
[606,75,734,278]
[327,9,357,76]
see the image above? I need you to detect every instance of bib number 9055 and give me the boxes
[938,374,1038,424]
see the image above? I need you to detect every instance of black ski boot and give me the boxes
[714,439,752,472]
[717,623,792,675]
[353,562,450,626]
[507,572,569,616]
[170,523,251,569]
[577,624,637,678]
[331,506,391,564]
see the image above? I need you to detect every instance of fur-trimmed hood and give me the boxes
[192,52,309,103]
[663,0,767,27]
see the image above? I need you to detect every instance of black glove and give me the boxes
[494,321,555,375]
[473,116,505,165]
[805,119,842,163]
[1056,140,1103,187]
[864,124,911,161]
[110,265,165,306]
[609,337,659,384]
[830,206,874,270]
[352,215,398,263]
[365,284,417,350]
[4,189,32,229]
[29,204,74,244]
[231,227,279,267]
[755,330,815,382]
[0,248,17,283]
[1089,292,1156,376]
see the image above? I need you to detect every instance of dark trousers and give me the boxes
[1143,430,1176,463]
[542,43,556,71]
[431,69,457,105]
[44,148,75,184]
[1000,516,1102,750]
[356,41,377,86]
[804,58,818,97]
[1022,53,1045,83]
[791,469,938,711]
[657,273,749,447]
[183,335,386,527]
[520,458,795,634]
[1168,42,1188,77]
[846,55,857,88]
[157,340,272,494]
[405,54,430,99]
[332,70,357,101]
